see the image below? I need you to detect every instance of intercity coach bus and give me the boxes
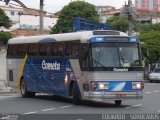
[6,30,144,105]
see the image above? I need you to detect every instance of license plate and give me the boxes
[116,94,126,98]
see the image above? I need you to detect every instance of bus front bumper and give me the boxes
[84,91,143,100]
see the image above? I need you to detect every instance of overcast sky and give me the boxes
[0,0,135,13]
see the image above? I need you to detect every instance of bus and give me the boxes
[6,30,144,105]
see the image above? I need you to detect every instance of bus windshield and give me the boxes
[91,43,140,68]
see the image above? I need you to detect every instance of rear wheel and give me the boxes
[115,100,122,106]
[72,83,81,105]
[20,78,35,98]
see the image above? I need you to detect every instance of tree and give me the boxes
[51,1,99,34]
[0,31,12,44]
[0,8,12,28]
[106,16,128,32]
[138,23,160,33]
[139,31,160,64]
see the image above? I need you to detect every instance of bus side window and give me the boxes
[7,44,17,58]
[81,44,89,68]
[28,43,39,56]
[65,42,79,58]
[52,42,64,57]
[17,44,28,58]
[39,43,52,56]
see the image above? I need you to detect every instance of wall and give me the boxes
[1,7,22,23]
[19,15,58,30]
[11,29,50,37]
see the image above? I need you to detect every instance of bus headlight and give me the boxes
[98,82,109,89]
[132,82,141,89]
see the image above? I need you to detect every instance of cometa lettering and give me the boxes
[42,60,60,70]
[113,68,128,72]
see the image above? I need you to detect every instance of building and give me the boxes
[96,6,120,23]
[0,5,58,30]
[135,0,160,23]
[0,5,23,23]
[135,0,160,13]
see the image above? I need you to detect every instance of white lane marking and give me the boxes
[145,90,160,94]
[126,104,142,109]
[145,92,152,94]
[23,111,37,115]
[60,105,72,109]
[42,108,55,112]
[154,90,160,93]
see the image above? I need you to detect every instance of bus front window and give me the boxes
[91,43,141,68]
[91,43,119,67]
[119,44,140,67]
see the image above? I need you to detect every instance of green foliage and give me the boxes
[0,8,12,28]
[106,16,128,32]
[139,31,160,63]
[138,23,160,33]
[51,1,99,34]
[0,31,12,44]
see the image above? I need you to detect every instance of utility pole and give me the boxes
[121,0,136,36]
[39,0,44,35]
[128,0,132,36]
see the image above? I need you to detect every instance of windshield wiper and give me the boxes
[130,60,141,67]
[92,57,107,68]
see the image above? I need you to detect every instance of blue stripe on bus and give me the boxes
[88,37,140,43]
[90,81,142,92]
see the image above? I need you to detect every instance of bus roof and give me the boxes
[8,30,128,44]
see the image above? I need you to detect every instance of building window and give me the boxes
[11,11,15,16]
[9,70,13,81]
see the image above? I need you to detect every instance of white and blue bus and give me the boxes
[6,30,144,105]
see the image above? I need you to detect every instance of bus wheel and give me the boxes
[115,100,122,106]
[20,78,35,98]
[72,83,81,105]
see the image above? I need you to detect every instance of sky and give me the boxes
[0,0,135,13]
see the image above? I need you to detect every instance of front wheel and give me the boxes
[115,100,122,106]
[72,83,81,105]
[20,78,35,98]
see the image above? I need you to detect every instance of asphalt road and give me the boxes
[0,83,160,115]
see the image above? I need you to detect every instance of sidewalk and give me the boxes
[0,80,14,93]
[0,51,13,93]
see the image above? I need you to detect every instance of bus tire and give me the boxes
[20,78,35,98]
[115,100,122,106]
[72,83,81,105]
